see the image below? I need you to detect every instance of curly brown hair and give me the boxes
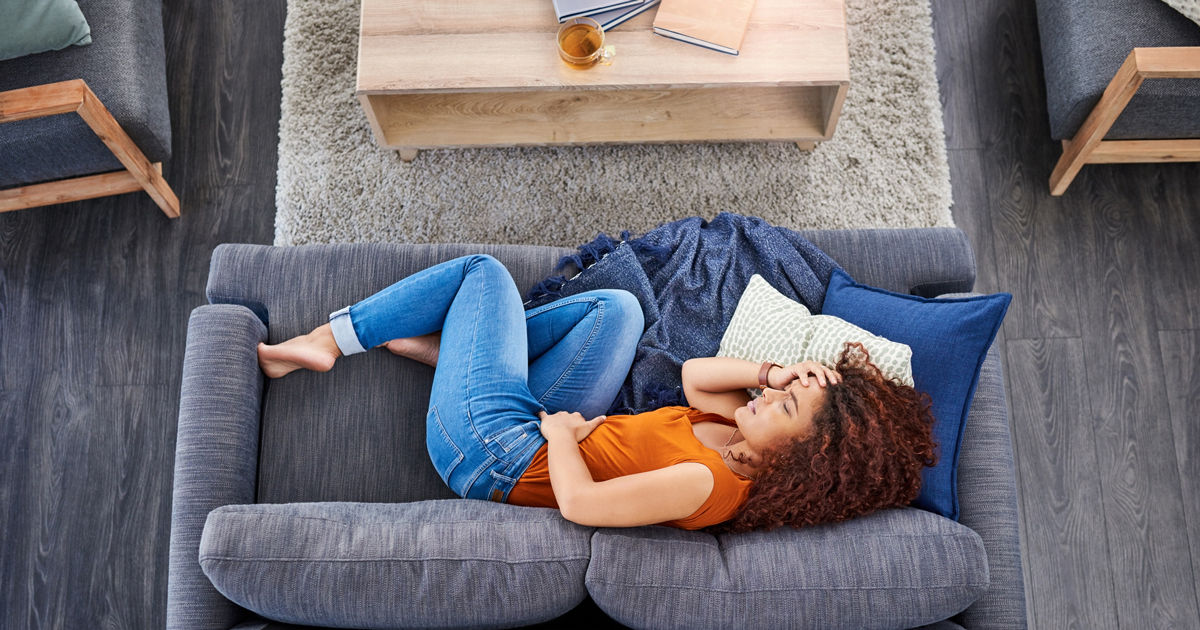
[707,342,937,534]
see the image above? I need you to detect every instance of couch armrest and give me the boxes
[801,228,976,297]
[954,344,1027,630]
[168,305,268,630]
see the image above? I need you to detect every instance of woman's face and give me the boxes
[733,380,826,451]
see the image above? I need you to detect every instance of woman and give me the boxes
[258,255,936,533]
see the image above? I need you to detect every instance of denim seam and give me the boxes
[463,260,486,449]
[490,469,519,484]
[525,295,603,318]
[525,295,603,365]
[537,299,604,407]
[487,424,529,453]
[462,455,497,499]
[202,555,591,564]
[498,436,547,503]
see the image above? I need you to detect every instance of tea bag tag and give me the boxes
[599,45,616,66]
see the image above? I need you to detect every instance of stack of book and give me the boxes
[553,0,662,30]
[652,0,757,56]
[553,0,757,56]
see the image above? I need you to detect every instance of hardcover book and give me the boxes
[590,0,661,30]
[554,0,644,22]
[652,0,757,55]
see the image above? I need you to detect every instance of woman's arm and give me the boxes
[682,357,843,418]
[539,412,713,526]
[681,357,761,418]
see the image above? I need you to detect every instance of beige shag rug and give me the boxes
[274,0,954,247]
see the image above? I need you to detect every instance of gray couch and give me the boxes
[168,229,1027,630]
[1035,0,1200,141]
[0,0,171,188]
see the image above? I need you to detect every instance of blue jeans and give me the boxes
[328,255,644,503]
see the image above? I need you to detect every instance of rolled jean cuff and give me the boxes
[328,306,367,355]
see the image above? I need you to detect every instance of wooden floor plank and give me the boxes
[1065,165,1200,630]
[1005,338,1119,630]
[0,390,31,623]
[1159,329,1200,618]
[947,148,999,295]
[1139,163,1200,332]
[0,199,112,391]
[162,0,288,192]
[97,0,285,385]
[19,381,113,629]
[963,0,1081,341]
[92,385,178,629]
[929,0,982,150]
[0,1,283,628]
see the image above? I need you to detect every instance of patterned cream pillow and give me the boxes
[717,275,914,386]
[1161,0,1200,28]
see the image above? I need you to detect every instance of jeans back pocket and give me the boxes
[487,423,534,454]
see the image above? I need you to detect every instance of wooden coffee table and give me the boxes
[357,0,849,161]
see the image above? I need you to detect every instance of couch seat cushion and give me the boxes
[586,508,989,630]
[200,501,594,630]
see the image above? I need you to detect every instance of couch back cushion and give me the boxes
[200,501,593,629]
[586,507,989,630]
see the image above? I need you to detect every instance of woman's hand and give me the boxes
[768,360,841,390]
[538,410,606,444]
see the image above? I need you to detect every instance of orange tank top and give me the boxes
[507,406,753,530]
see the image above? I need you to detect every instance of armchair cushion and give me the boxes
[585,508,989,630]
[1035,0,1200,140]
[199,501,595,630]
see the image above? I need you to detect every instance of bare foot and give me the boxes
[258,324,342,378]
[384,332,441,367]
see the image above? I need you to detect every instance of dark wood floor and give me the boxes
[933,0,1200,628]
[0,0,1197,628]
[0,2,282,627]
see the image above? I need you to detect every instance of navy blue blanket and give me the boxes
[525,213,839,414]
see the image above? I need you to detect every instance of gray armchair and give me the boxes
[0,0,177,216]
[168,229,1026,630]
[1034,0,1200,194]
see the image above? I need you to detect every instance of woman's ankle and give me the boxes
[257,324,343,378]
[311,323,344,359]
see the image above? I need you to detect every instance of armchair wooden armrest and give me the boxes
[1050,47,1200,196]
[0,79,179,217]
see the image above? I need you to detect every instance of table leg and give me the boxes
[796,141,817,151]
[398,148,419,162]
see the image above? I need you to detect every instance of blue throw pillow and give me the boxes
[820,268,1011,521]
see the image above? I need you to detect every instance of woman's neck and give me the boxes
[720,428,759,479]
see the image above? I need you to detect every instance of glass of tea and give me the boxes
[557,17,615,69]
